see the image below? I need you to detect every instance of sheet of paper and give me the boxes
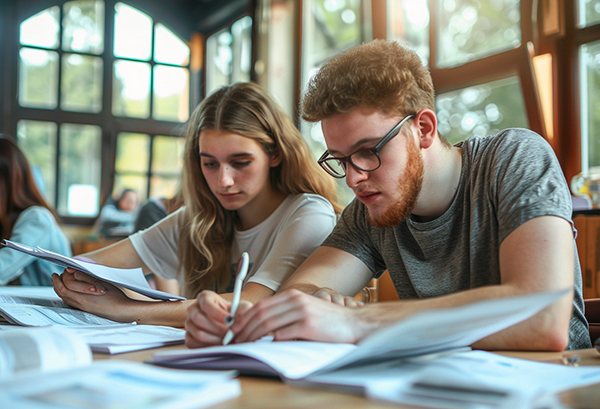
[67,325,185,354]
[1,240,184,301]
[363,350,600,409]
[324,289,570,373]
[0,304,130,327]
[154,340,357,379]
[0,360,241,409]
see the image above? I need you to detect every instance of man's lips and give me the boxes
[356,191,380,204]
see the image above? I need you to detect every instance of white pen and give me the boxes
[222,252,249,345]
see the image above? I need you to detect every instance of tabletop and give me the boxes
[93,345,600,409]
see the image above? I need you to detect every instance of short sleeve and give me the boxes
[246,195,337,291]
[322,199,383,276]
[487,130,573,243]
[129,208,184,281]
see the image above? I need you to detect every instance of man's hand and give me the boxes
[230,289,365,344]
[312,287,364,307]
[185,290,252,348]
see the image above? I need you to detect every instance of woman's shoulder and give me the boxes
[15,206,56,225]
[283,193,336,214]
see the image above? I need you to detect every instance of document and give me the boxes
[362,350,600,409]
[1,239,185,301]
[0,288,185,354]
[152,289,569,383]
[0,327,240,409]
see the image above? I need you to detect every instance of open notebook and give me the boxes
[152,289,570,383]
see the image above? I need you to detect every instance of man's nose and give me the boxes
[345,163,369,188]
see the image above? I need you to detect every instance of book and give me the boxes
[152,289,569,384]
[0,288,185,354]
[0,239,185,301]
[0,327,241,409]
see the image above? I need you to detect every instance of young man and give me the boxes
[193,40,590,351]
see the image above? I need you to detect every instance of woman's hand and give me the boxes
[56,268,107,295]
[52,270,135,322]
[185,290,252,348]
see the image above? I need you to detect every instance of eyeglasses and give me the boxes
[318,114,416,178]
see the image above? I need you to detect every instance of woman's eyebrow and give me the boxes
[199,152,254,158]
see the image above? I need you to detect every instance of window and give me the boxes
[206,16,252,96]
[300,0,366,205]
[16,1,190,221]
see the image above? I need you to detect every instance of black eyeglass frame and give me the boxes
[317,114,416,178]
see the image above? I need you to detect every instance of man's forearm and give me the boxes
[349,284,572,351]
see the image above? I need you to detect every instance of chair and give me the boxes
[584,298,600,345]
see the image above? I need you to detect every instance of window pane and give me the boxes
[580,0,600,28]
[113,175,148,202]
[112,60,151,118]
[113,2,152,61]
[150,176,179,199]
[581,40,600,170]
[436,76,528,145]
[151,136,184,174]
[63,1,105,54]
[19,48,59,109]
[231,16,252,83]
[206,29,233,95]
[388,0,430,63]
[153,66,189,122]
[58,124,102,216]
[309,0,361,60]
[436,0,521,68]
[116,132,150,173]
[154,23,190,65]
[20,6,59,49]
[62,54,103,112]
[16,120,58,206]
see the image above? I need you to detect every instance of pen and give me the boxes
[222,252,249,345]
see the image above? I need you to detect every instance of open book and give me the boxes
[152,289,569,384]
[0,288,185,354]
[1,239,184,301]
[0,327,240,409]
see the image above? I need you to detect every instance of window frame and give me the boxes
[11,0,196,225]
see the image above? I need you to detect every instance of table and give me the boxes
[94,346,600,408]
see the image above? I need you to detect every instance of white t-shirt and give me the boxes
[129,194,336,295]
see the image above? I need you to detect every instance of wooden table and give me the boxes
[94,346,600,409]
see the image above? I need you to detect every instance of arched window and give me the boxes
[16,1,190,221]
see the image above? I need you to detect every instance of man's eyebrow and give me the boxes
[327,137,380,156]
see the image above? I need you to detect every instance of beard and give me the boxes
[367,136,424,228]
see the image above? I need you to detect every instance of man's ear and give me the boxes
[414,109,438,149]
[270,150,283,167]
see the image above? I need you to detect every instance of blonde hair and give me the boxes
[180,82,341,298]
[302,40,450,147]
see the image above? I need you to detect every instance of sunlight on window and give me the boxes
[579,0,600,28]
[153,65,189,122]
[388,0,429,63]
[112,60,151,118]
[154,23,190,65]
[20,7,59,49]
[437,0,521,68]
[19,49,59,109]
[114,2,152,60]
[63,1,104,54]
[436,76,528,145]
[580,40,600,170]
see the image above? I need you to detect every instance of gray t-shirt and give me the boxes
[323,129,590,350]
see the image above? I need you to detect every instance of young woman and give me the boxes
[0,135,72,285]
[52,83,341,345]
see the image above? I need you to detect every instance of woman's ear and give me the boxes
[269,150,283,167]
[414,109,438,149]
